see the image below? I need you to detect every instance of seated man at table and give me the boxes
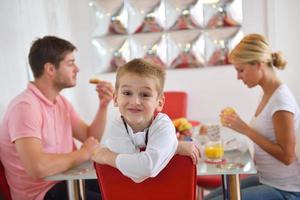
[0,36,113,200]
[93,58,200,183]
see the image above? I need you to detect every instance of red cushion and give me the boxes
[94,155,197,200]
[197,175,222,188]
[197,174,252,189]
[162,91,187,119]
[189,120,201,127]
[0,162,12,200]
[162,91,201,127]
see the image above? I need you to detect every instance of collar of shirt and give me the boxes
[28,82,59,107]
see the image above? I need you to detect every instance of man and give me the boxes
[0,36,113,200]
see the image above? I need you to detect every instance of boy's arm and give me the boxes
[100,117,178,183]
[92,147,118,167]
[176,141,201,165]
[93,115,181,183]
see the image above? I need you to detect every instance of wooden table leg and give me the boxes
[221,175,241,200]
[228,175,240,200]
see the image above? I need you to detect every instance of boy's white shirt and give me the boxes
[103,113,178,183]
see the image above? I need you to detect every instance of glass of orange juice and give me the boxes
[204,140,224,162]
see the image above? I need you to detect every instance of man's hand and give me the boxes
[95,81,114,107]
[176,141,201,165]
[80,136,99,160]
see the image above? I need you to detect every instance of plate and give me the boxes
[224,139,243,151]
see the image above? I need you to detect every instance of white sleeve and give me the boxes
[116,114,178,183]
[271,86,298,116]
[104,117,136,154]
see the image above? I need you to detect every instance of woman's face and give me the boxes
[234,62,262,88]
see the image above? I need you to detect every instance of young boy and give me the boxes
[93,58,199,183]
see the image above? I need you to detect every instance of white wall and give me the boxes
[69,0,266,126]
[0,0,76,119]
[0,0,299,134]
[267,0,300,105]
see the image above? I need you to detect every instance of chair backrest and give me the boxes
[162,91,188,119]
[0,161,12,200]
[94,155,196,200]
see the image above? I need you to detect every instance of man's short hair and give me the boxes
[28,36,76,78]
[115,58,166,96]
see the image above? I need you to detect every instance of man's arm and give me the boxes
[15,136,98,179]
[73,81,113,142]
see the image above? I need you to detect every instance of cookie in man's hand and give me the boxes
[89,78,102,84]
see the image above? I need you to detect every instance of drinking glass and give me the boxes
[204,140,224,162]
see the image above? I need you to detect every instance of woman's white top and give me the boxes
[250,84,300,192]
[104,113,178,183]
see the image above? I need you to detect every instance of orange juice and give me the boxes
[205,142,224,161]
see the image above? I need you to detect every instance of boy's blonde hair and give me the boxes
[229,33,287,70]
[115,58,166,96]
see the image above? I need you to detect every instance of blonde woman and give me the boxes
[206,34,300,200]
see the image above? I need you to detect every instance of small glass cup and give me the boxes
[204,140,224,162]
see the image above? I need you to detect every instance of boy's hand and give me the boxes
[92,146,118,167]
[176,141,201,165]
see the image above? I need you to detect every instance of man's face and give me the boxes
[53,51,79,89]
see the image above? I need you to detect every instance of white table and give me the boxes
[45,161,96,200]
[197,148,257,200]
[196,127,257,200]
[46,128,256,200]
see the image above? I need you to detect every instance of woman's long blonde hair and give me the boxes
[229,34,287,69]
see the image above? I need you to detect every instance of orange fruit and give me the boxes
[220,107,235,126]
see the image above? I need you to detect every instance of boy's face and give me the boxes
[114,73,164,131]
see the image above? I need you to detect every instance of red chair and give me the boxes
[197,175,222,200]
[161,91,221,199]
[162,91,200,126]
[94,155,197,200]
[0,161,12,200]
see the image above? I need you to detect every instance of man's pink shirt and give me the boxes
[0,83,80,200]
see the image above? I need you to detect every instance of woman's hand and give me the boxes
[176,141,201,165]
[220,109,251,135]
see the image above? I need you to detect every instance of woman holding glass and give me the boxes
[205,34,300,200]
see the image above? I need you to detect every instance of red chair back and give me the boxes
[162,91,188,119]
[94,155,196,200]
[0,161,12,200]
